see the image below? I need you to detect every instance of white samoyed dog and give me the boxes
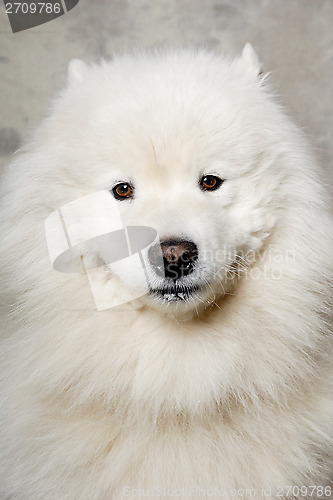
[0,45,332,499]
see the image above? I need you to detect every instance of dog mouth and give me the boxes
[149,284,200,302]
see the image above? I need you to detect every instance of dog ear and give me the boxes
[68,59,88,84]
[241,43,270,85]
[241,43,262,77]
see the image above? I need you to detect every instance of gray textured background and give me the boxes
[0,0,332,197]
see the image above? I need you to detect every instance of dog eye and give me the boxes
[111,182,135,200]
[199,175,224,191]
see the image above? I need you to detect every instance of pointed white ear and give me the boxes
[68,59,88,85]
[241,43,262,78]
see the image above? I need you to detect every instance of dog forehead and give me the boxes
[84,57,241,137]
[87,100,217,178]
[58,53,267,185]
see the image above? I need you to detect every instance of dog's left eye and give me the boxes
[199,175,224,191]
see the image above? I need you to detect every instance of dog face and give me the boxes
[102,143,274,312]
[48,48,280,312]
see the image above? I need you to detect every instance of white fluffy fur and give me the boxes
[0,46,332,499]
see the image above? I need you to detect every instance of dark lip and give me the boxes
[149,284,200,302]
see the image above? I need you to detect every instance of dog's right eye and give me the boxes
[111,182,135,201]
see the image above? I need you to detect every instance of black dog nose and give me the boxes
[148,238,198,280]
